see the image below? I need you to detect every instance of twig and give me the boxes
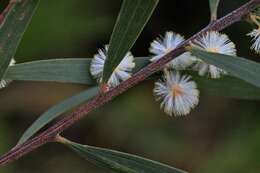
[0,0,260,166]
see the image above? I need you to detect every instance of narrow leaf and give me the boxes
[102,0,159,83]
[5,57,150,84]
[17,87,99,145]
[189,48,260,88]
[0,0,39,80]
[209,0,220,20]
[5,57,260,100]
[5,58,96,84]
[64,141,187,173]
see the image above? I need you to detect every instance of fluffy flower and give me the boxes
[149,31,196,70]
[247,28,260,54]
[154,71,199,116]
[191,31,236,78]
[0,59,16,89]
[90,46,135,87]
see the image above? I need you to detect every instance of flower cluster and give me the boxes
[90,30,238,116]
[90,12,260,117]
[150,31,236,116]
[154,71,199,116]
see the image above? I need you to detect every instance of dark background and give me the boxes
[0,0,260,172]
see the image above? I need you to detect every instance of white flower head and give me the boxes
[0,58,15,89]
[154,71,199,116]
[191,31,236,78]
[247,28,260,54]
[90,45,135,87]
[149,31,196,70]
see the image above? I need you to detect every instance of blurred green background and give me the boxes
[0,0,260,172]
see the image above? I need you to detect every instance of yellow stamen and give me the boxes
[172,85,184,97]
[206,47,219,53]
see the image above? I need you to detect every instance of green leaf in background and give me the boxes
[0,0,39,80]
[5,57,260,100]
[189,48,260,88]
[17,87,99,145]
[102,0,159,83]
[62,139,187,173]
[209,0,220,20]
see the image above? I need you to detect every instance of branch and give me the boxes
[0,0,260,166]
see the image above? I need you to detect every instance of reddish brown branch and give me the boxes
[0,0,260,166]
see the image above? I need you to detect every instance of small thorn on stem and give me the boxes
[100,83,110,94]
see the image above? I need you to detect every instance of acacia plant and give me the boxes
[0,0,260,172]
